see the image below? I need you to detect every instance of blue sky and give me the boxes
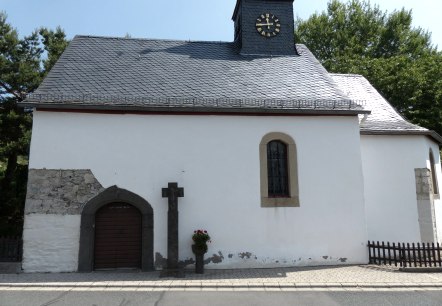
[1,0,441,49]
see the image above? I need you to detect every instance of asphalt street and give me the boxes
[2,290,442,306]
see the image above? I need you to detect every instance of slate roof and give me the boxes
[21,35,367,115]
[331,74,442,143]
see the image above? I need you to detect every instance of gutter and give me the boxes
[19,102,370,116]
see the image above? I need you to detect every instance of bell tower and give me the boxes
[232,0,298,56]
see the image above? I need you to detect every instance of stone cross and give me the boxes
[161,182,184,275]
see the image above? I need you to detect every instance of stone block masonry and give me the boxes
[25,169,104,215]
[415,168,438,243]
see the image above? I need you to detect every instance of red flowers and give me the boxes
[192,229,211,245]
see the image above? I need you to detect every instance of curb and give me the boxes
[2,283,442,290]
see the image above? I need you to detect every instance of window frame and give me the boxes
[267,140,290,197]
[259,132,299,207]
[429,149,439,197]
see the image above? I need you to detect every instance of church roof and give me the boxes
[21,35,367,115]
[331,74,442,143]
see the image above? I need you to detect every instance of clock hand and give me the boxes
[266,17,270,29]
[256,23,274,26]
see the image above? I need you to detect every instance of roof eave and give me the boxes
[361,129,442,144]
[19,102,370,116]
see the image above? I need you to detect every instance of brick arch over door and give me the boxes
[78,186,154,272]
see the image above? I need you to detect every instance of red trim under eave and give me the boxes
[35,108,358,117]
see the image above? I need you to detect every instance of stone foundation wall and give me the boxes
[23,169,103,272]
[22,214,81,272]
[25,169,104,215]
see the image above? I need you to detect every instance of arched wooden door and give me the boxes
[94,203,142,270]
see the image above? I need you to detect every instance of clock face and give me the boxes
[256,13,281,38]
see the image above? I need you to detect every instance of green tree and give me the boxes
[0,12,68,235]
[295,0,442,135]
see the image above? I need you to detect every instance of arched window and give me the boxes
[430,149,439,195]
[267,140,289,197]
[260,132,299,207]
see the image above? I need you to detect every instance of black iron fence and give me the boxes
[0,237,22,262]
[368,241,442,268]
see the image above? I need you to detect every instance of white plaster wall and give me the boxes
[22,214,81,272]
[26,111,368,271]
[361,135,441,243]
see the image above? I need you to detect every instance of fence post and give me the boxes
[368,241,372,264]
[392,242,397,267]
[437,243,442,267]
[400,243,406,268]
[427,242,432,267]
[387,242,391,265]
[0,236,22,262]
[376,241,381,265]
[18,239,23,262]
[382,241,386,265]
[417,243,422,267]
[412,243,417,267]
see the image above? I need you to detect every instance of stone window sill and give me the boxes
[261,196,300,207]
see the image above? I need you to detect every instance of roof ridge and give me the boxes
[73,35,233,44]
[329,73,364,78]
[72,35,309,47]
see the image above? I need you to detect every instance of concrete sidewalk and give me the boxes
[1,265,442,291]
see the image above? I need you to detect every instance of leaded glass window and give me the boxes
[267,140,289,197]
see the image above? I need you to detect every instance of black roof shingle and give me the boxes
[22,35,367,115]
[331,74,442,143]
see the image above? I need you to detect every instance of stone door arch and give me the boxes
[78,186,154,272]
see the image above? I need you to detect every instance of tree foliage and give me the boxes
[0,12,68,235]
[295,0,442,135]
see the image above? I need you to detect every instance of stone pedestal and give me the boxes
[195,254,204,274]
[192,244,207,274]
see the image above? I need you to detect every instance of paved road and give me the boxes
[2,290,442,306]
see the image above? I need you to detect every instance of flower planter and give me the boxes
[192,244,207,274]
[192,229,211,274]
